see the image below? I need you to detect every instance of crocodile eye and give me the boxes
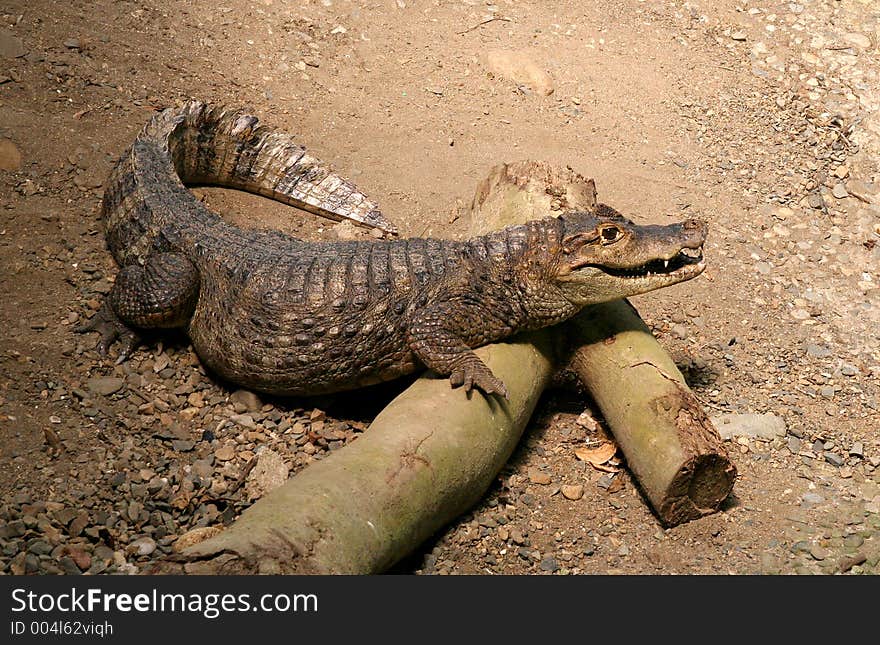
[599,226,622,244]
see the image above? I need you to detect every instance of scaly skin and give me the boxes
[79,101,708,398]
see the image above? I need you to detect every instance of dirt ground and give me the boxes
[1,0,879,575]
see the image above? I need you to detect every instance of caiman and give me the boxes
[79,100,707,398]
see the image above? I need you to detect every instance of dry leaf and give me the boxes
[592,462,621,473]
[574,442,616,465]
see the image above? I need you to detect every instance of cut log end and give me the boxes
[659,453,738,526]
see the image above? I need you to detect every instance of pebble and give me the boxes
[527,468,552,485]
[711,413,786,440]
[229,413,256,429]
[561,484,584,500]
[824,452,845,467]
[806,344,831,358]
[229,389,262,412]
[245,449,289,500]
[129,536,156,557]
[0,138,22,171]
[539,556,558,572]
[173,526,223,552]
[64,546,91,571]
[843,534,864,549]
[809,544,829,561]
[58,556,82,575]
[86,377,125,396]
[840,364,858,377]
[831,183,849,199]
[214,445,236,461]
[484,49,554,96]
[0,29,26,58]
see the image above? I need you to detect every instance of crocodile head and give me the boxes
[554,205,707,305]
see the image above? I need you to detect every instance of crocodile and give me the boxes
[79,100,707,398]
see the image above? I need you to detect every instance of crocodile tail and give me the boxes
[102,100,395,263]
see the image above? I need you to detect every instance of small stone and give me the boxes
[527,468,552,485]
[229,413,256,429]
[809,544,829,561]
[819,386,835,399]
[192,458,214,478]
[824,452,845,467]
[129,536,156,557]
[597,473,616,489]
[0,138,22,171]
[802,492,824,506]
[64,546,91,571]
[840,364,858,377]
[539,556,558,572]
[843,534,864,549]
[214,445,235,461]
[730,31,747,41]
[833,165,850,180]
[53,507,79,526]
[0,29,26,59]
[790,308,810,320]
[87,377,125,396]
[171,439,195,452]
[68,512,89,537]
[807,193,825,209]
[806,344,831,358]
[561,484,584,500]
[711,413,786,440]
[245,449,290,501]
[849,442,864,458]
[127,500,142,522]
[831,183,848,199]
[58,556,82,575]
[229,389,261,412]
[63,38,81,49]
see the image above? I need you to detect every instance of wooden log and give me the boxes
[567,301,737,526]
[165,161,589,574]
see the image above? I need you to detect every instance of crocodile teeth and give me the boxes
[664,260,669,269]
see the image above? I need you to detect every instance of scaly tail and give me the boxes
[164,100,394,233]
[102,100,395,265]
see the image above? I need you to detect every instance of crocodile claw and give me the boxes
[76,303,142,362]
[449,362,509,400]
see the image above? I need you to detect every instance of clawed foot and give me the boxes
[75,303,142,363]
[449,361,509,399]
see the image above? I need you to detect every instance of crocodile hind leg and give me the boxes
[77,252,200,361]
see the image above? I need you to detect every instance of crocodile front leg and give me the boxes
[406,301,514,399]
[77,252,200,360]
